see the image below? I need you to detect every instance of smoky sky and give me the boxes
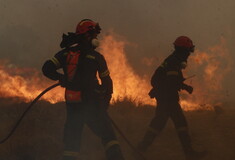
[0,0,235,101]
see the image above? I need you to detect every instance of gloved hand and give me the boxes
[58,74,67,88]
[94,86,112,110]
[182,84,193,94]
[103,94,112,110]
[148,88,157,99]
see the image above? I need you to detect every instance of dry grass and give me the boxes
[0,98,234,160]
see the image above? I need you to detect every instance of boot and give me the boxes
[137,129,158,152]
[105,144,125,160]
[62,151,79,160]
[177,130,207,160]
[185,149,208,160]
[62,156,77,160]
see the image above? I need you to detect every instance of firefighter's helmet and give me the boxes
[174,36,194,48]
[76,19,101,35]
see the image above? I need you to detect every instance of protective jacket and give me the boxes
[42,45,113,102]
[149,51,187,101]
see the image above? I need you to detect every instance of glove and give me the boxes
[148,88,157,99]
[94,86,111,110]
[182,84,193,94]
[103,94,112,110]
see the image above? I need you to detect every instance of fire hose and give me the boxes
[0,83,147,160]
[0,83,60,144]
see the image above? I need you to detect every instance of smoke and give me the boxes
[0,0,235,102]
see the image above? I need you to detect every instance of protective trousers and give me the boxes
[139,98,193,154]
[63,101,124,160]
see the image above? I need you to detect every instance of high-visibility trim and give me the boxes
[160,62,167,68]
[148,127,160,135]
[63,151,79,157]
[176,126,188,133]
[86,55,95,59]
[63,52,69,56]
[100,69,110,78]
[51,57,60,68]
[166,71,179,76]
[94,89,106,94]
[104,140,119,151]
[65,89,82,102]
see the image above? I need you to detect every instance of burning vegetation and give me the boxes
[0,60,64,104]
[0,34,232,110]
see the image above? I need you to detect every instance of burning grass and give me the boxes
[0,34,232,111]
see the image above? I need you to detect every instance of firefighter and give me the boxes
[42,19,125,160]
[138,36,207,159]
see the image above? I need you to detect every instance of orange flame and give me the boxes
[0,35,232,110]
[99,34,155,106]
[0,60,64,103]
[181,37,233,110]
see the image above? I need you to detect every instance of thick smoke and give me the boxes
[0,0,235,102]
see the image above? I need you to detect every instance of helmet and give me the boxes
[173,36,194,48]
[76,19,101,35]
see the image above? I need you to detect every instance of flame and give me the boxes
[181,37,233,110]
[0,60,64,103]
[99,34,154,105]
[0,34,232,110]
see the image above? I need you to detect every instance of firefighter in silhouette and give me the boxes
[138,36,207,160]
[42,19,125,160]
